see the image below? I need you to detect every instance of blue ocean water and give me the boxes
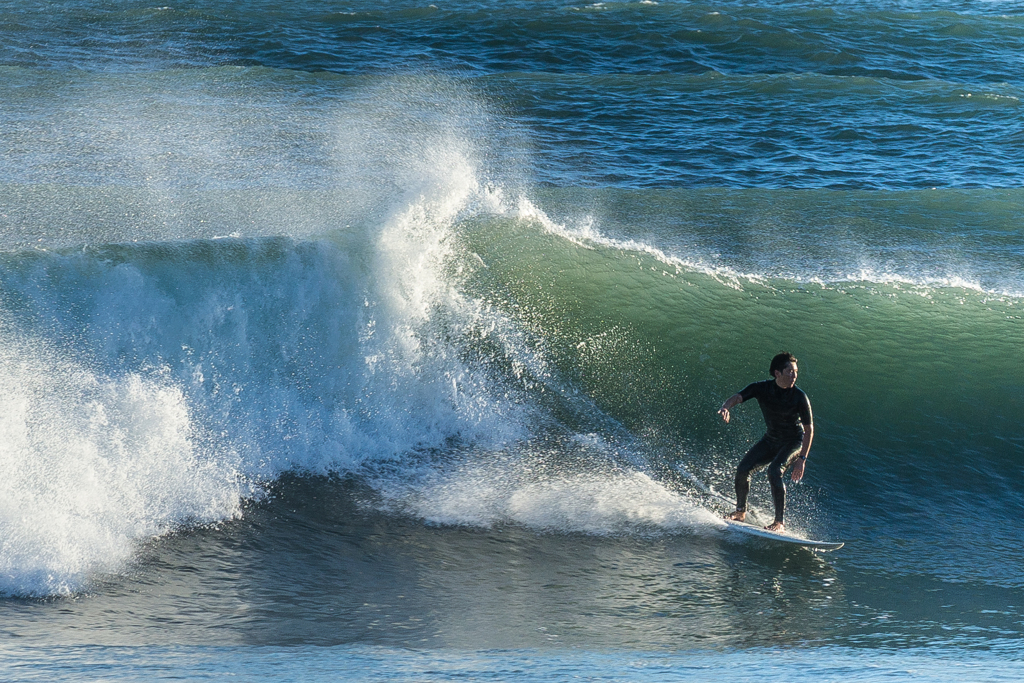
[1,0,1023,680]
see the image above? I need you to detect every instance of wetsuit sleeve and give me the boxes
[799,392,813,427]
[738,382,762,402]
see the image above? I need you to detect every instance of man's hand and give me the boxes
[792,426,813,483]
[791,457,805,482]
[719,394,742,423]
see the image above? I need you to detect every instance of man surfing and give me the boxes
[718,352,813,533]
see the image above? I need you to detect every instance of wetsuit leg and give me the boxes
[734,436,776,513]
[766,439,804,524]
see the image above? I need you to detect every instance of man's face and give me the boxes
[774,361,798,389]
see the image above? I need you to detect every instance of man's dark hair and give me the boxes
[769,352,797,378]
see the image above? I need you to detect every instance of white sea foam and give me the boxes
[0,329,243,597]
[393,455,719,535]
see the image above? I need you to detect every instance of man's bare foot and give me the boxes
[765,521,784,532]
[726,510,746,522]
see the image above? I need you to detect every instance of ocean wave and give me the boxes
[0,74,537,596]
[1,61,1021,598]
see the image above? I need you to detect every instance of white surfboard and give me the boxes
[723,519,844,551]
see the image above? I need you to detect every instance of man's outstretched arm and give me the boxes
[718,393,743,423]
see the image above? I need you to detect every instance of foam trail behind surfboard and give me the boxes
[674,462,768,526]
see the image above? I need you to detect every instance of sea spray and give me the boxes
[0,74,546,595]
[388,442,720,534]
[0,326,242,597]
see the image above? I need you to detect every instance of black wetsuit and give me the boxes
[734,380,813,524]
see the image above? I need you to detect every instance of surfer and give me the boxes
[717,352,813,533]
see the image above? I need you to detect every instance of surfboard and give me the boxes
[723,519,844,551]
